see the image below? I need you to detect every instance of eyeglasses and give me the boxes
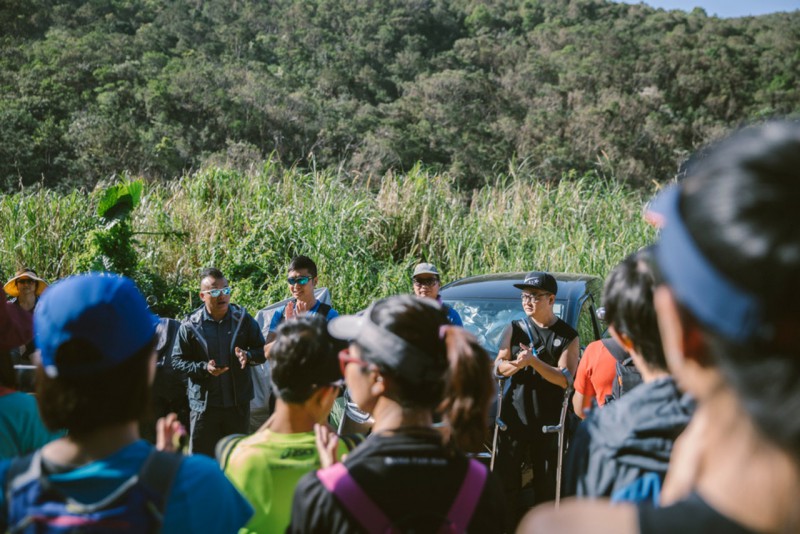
[201,287,232,297]
[287,276,312,286]
[521,292,549,302]
[338,348,371,376]
[413,277,439,287]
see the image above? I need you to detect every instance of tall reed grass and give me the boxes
[0,161,658,315]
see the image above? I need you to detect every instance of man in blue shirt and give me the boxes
[0,273,252,532]
[412,262,463,326]
[172,268,266,457]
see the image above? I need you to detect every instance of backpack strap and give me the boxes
[215,433,248,471]
[443,459,488,533]
[317,463,393,533]
[601,338,629,363]
[315,302,332,318]
[137,450,184,526]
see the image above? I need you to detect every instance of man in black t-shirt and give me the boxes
[494,271,579,518]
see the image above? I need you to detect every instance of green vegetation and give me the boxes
[1,0,798,190]
[0,163,656,317]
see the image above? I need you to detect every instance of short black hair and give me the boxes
[36,337,156,435]
[200,267,225,281]
[270,315,342,403]
[603,247,666,371]
[288,256,317,277]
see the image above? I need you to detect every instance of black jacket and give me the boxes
[171,304,265,413]
[564,377,694,498]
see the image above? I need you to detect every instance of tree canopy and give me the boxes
[1,0,798,190]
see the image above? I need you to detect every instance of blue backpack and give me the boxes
[4,449,183,533]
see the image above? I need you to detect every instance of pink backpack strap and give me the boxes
[442,459,488,533]
[317,463,393,533]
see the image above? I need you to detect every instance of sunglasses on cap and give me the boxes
[287,276,312,286]
[201,287,232,297]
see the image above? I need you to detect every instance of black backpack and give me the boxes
[602,338,643,403]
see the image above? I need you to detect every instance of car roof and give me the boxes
[441,272,602,303]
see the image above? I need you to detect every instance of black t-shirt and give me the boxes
[638,493,759,534]
[503,317,577,439]
[288,430,510,533]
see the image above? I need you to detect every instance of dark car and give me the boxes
[440,272,604,355]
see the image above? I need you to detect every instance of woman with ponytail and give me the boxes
[288,294,508,533]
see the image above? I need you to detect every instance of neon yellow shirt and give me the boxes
[224,429,349,534]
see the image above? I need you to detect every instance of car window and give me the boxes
[444,298,566,356]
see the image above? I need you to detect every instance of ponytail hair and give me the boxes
[438,325,493,452]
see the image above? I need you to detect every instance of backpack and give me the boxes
[4,449,184,533]
[602,338,643,403]
[317,458,487,533]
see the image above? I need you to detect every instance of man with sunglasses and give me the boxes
[266,256,339,345]
[411,262,463,326]
[172,267,266,456]
[493,271,579,521]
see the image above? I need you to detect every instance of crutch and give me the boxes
[490,374,508,471]
[541,369,574,508]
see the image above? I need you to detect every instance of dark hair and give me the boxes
[362,295,493,451]
[270,315,343,403]
[200,267,225,282]
[677,121,800,459]
[36,337,156,435]
[288,256,318,277]
[603,247,666,371]
[0,350,17,389]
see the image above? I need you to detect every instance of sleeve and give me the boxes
[162,455,253,534]
[326,308,339,321]
[170,324,208,380]
[574,344,596,398]
[447,307,463,327]
[244,314,266,365]
[268,306,285,334]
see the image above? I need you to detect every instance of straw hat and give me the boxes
[4,269,48,298]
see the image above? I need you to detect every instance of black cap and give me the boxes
[513,271,558,295]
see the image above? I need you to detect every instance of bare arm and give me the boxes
[518,499,638,533]
[520,337,579,389]
[572,390,587,419]
[494,325,525,377]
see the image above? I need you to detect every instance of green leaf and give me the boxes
[97,181,143,220]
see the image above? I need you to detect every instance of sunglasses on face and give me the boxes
[413,277,439,287]
[201,287,232,298]
[338,348,371,376]
[287,276,312,286]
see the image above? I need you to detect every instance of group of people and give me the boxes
[0,121,798,533]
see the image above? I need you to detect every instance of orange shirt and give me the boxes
[574,340,618,408]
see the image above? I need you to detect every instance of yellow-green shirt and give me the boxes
[224,429,349,534]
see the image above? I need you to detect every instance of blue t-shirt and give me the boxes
[0,440,253,533]
[268,300,339,333]
[444,304,463,327]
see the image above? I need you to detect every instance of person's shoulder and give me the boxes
[553,317,579,339]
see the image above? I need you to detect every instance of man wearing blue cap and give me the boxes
[172,267,266,457]
[0,273,253,532]
[494,271,579,518]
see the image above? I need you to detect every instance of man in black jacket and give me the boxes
[563,248,694,501]
[172,267,266,456]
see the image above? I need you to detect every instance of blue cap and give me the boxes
[34,273,159,378]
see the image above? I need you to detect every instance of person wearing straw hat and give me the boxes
[4,268,48,313]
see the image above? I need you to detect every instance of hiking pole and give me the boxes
[490,376,508,471]
[542,370,574,509]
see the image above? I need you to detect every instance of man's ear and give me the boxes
[608,325,635,353]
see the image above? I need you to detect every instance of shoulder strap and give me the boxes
[315,302,332,318]
[317,463,392,533]
[215,433,248,471]
[601,338,629,363]
[5,450,39,497]
[444,459,488,533]
[137,450,185,524]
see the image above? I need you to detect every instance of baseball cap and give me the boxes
[413,263,440,278]
[328,296,445,385]
[34,273,159,378]
[513,271,558,295]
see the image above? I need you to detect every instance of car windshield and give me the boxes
[444,298,565,356]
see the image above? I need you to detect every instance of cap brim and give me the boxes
[327,314,364,341]
[644,186,675,228]
[512,283,531,290]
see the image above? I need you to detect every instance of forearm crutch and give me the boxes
[490,372,510,471]
[542,368,574,508]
